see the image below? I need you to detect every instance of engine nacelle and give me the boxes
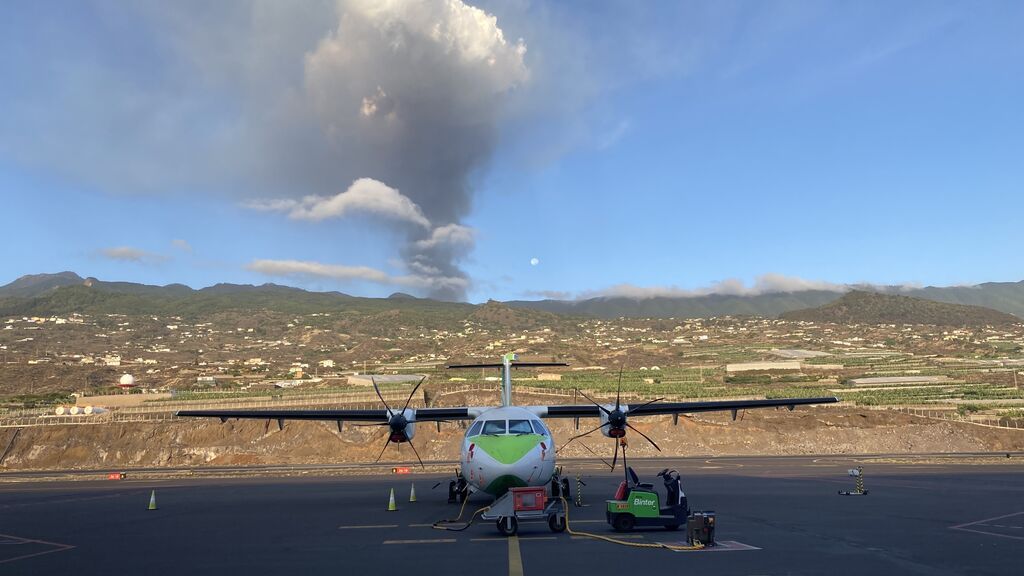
[389,408,416,443]
[600,404,628,438]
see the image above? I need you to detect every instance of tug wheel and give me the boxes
[612,513,635,532]
[497,516,519,536]
[548,514,566,533]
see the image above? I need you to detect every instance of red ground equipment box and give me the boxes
[511,487,547,512]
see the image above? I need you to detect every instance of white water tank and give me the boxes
[69,406,82,415]
[84,406,106,415]
[55,406,67,416]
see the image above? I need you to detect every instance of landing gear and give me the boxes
[550,474,571,501]
[448,474,468,504]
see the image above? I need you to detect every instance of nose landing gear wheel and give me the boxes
[497,516,519,536]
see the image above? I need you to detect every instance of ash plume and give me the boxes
[1,0,529,301]
[288,0,529,299]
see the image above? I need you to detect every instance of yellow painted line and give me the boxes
[508,535,524,576]
[382,538,456,545]
[337,524,399,530]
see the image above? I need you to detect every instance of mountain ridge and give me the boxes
[2,272,1024,320]
[780,290,1020,326]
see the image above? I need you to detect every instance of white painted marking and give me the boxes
[382,538,457,545]
[337,524,399,530]
[950,511,1024,541]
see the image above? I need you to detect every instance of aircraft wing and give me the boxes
[175,407,474,423]
[540,396,838,418]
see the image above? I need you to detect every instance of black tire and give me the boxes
[611,513,635,532]
[560,478,571,500]
[497,516,519,536]
[548,514,566,533]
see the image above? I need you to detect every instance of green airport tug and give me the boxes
[606,468,689,531]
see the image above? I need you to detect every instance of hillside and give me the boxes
[0,271,84,298]
[780,290,1021,326]
[5,272,1024,321]
[507,290,845,319]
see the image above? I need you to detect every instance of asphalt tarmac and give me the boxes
[1,455,1022,575]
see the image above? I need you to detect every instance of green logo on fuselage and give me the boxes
[469,434,542,465]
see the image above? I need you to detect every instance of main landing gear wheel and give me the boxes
[612,514,635,532]
[548,514,566,533]
[497,516,519,536]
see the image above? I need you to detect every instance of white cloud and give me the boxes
[99,246,167,264]
[171,239,192,253]
[523,289,571,300]
[246,258,469,293]
[595,119,631,150]
[576,274,849,300]
[414,224,476,251]
[244,178,431,228]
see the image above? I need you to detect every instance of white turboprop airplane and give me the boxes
[179,353,837,498]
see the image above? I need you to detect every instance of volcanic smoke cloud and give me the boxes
[1,0,529,301]
[273,0,529,299]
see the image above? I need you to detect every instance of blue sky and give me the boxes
[1,1,1022,302]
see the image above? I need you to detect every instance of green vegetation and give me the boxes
[1,392,69,409]
[781,290,1020,326]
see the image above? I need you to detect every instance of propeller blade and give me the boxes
[374,435,392,463]
[406,438,425,469]
[575,441,612,469]
[576,389,611,415]
[557,422,609,453]
[402,376,426,413]
[611,439,619,471]
[371,377,393,417]
[627,397,665,413]
[615,366,623,411]
[625,422,661,452]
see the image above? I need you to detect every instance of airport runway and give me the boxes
[1,455,1022,575]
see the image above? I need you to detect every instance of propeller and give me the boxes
[370,376,427,468]
[561,367,662,470]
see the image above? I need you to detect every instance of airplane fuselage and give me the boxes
[460,405,557,495]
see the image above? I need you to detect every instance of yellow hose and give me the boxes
[433,494,490,532]
[560,497,704,551]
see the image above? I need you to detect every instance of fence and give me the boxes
[880,406,1024,431]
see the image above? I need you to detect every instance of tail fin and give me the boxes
[446,354,568,407]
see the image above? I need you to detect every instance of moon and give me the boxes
[530,257,539,266]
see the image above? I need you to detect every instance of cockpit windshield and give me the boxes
[507,419,533,435]
[481,420,507,435]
